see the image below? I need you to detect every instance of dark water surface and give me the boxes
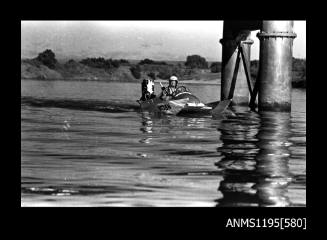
[21,80,306,207]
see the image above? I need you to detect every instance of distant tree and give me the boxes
[210,62,221,73]
[130,65,141,79]
[36,49,58,69]
[80,57,105,68]
[185,55,208,69]
[172,65,182,77]
[139,58,155,65]
[67,59,76,64]
[292,58,306,81]
[119,59,129,64]
[157,72,170,80]
[79,57,120,69]
[139,58,167,65]
[182,68,196,76]
[147,72,156,79]
[155,61,167,65]
[157,67,172,79]
[111,59,120,68]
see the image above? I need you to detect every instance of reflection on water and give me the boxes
[21,80,306,207]
[216,109,294,207]
[255,112,292,207]
[140,113,154,134]
[140,112,208,135]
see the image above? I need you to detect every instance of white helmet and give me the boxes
[170,76,178,81]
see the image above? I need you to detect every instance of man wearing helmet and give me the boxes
[160,75,178,100]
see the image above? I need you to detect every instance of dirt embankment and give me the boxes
[21,59,138,82]
[21,59,221,83]
[21,58,305,88]
[21,59,63,80]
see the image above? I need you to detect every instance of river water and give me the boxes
[21,80,306,207]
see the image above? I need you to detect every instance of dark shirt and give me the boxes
[160,86,176,100]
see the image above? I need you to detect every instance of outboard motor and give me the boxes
[141,79,155,101]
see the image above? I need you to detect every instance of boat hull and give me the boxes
[138,97,189,115]
[137,96,213,115]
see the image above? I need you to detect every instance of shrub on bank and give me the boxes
[79,57,121,69]
[210,62,221,73]
[130,65,141,79]
[119,59,129,64]
[36,49,58,69]
[147,72,156,79]
[139,58,167,65]
[157,69,172,79]
[185,55,208,69]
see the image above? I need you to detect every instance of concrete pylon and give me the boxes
[257,21,297,111]
[220,22,253,105]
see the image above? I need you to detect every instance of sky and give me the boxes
[21,21,306,61]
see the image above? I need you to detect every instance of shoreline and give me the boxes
[21,77,222,85]
[21,55,306,88]
[21,78,306,88]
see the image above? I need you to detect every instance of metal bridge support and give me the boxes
[257,21,297,111]
[220,22,253,105]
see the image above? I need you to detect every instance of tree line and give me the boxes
[31,49,223,80]
[29,49,305,83]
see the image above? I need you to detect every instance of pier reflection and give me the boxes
[216,110,293,207]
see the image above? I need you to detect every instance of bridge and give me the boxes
[220,21,297,111]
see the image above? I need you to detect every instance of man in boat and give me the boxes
[160,75,179,100]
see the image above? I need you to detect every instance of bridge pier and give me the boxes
[257,21,297,111]
[220,26,253,105]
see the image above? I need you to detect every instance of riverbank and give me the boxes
[21,58,221,83]
[21,51,306,88]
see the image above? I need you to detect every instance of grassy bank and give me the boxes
[21,49,306,88]
[21,59,137,82]
[21,56,221,83]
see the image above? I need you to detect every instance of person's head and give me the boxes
[169,76,178,87]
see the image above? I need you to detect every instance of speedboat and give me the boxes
[137,83,229,116]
